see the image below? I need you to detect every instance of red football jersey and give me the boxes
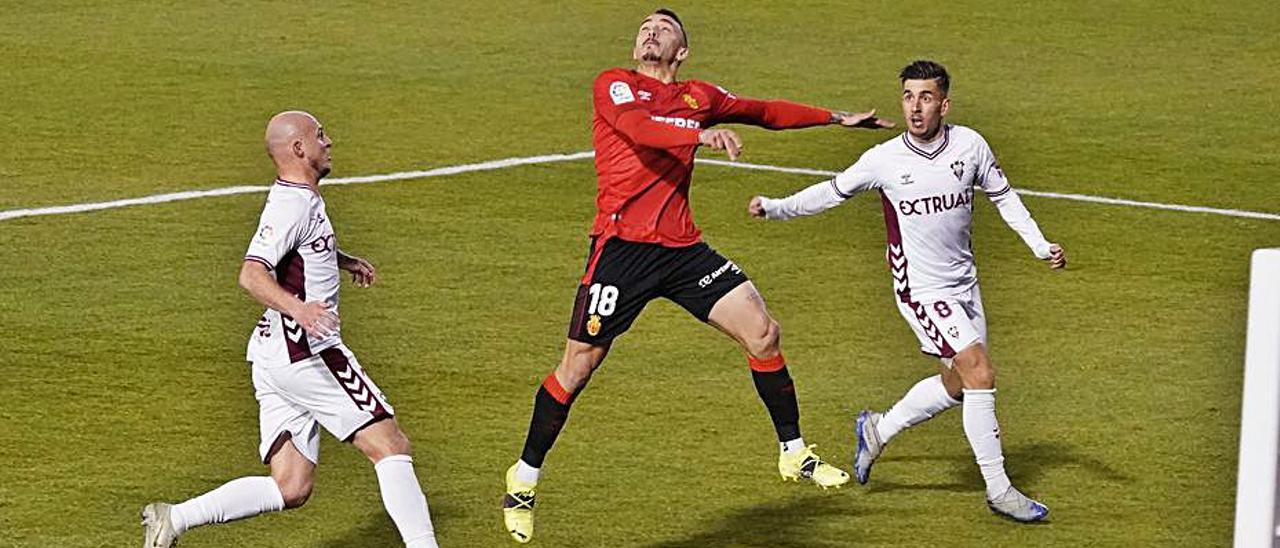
[590,68,833,247]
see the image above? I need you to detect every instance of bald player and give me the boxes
[140,112,439,548]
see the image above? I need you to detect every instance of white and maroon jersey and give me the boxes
[243,179,342,364]
[761,125,1052,303]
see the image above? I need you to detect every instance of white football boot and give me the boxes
[853,410,884,485]
[141,502,180,547]
[987,486,1050,522]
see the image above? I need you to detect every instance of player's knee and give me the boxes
[388,430,413,457]
[745,318,781,358]
[966,365,995,389]
[561,359,593,385]
[276,475,313,509]
[554,361,590,393]
[557,344,605,391]
[953,353,995,389]
[367,427,413,461]
[353,419,413,462]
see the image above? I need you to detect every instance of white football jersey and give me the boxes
[243,179,342,364]
[762,125,1051,303]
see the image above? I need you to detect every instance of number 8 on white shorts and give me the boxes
[894,286,988,359]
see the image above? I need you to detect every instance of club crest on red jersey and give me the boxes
[682,93,699,110]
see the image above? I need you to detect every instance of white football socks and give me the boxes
[514,459,541,485]
[876,375,961,443]
[374,455,438,548]
[780,437,807,454]
[961,388,1013,499]
[169,476,285,535]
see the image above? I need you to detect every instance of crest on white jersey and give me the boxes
[609,81,636,105]
[256,225,276,243]
[951,160,965,181]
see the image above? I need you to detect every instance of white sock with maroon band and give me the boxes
[876,375,961,443]
[169,476,285,534]
[374,455,438,548]
[961,389,1014,499]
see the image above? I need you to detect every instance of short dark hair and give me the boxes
[654,8,688,47]
[899,60,950,95]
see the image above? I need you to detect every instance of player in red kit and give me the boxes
[501,9,894,543]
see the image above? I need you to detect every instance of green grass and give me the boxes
[1,1,1277,546]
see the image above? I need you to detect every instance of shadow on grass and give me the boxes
[317,497,458,548]
[643,493,865,548]
[317,516,400,548]
[870,439,1132,494]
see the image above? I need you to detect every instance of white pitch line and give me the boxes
[0,151,593,222]
[698,158,838,178]
[0,150,1276,223]
[322,151,594,186]
[1007,189,1280,222]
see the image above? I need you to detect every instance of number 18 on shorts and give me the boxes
[566,239,750,344]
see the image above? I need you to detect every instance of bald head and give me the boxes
[265,110,319,159]
[265,110,332,182]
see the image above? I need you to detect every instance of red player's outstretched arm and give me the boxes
[709,88,832,130]
[594,70,702,148]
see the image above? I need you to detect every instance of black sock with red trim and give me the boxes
[749,354,802,443]
[519,374,579,468]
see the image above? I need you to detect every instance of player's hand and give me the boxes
[339,254,377,288]
[748,196,767,218]
[1047,243,1067,270]
[698,128,742,161]
[832,109,896,130]
[293,301,340,338]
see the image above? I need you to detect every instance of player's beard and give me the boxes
[641,51,661,62]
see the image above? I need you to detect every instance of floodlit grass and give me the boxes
[1,1,1276,546]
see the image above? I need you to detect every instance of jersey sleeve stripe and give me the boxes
[984,185,1012,197]
[830,179,855,199]
[244,255,275,270]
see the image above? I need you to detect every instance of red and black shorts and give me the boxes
[567,237,751,344]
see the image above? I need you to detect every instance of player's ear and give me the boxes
[940,96,951,118]
[675,46,689,64]
[291,139,305,158]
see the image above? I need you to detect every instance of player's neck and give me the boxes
[907,126,946,149]
[635,62,678,84]
[276,170,321,192]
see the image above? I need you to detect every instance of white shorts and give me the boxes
[252,343,394,464]
[895,285,988,359]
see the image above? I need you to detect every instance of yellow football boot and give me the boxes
[502,464,536,543]
[778,445,850,489]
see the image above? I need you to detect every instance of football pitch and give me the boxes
[2,1,1277,546]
